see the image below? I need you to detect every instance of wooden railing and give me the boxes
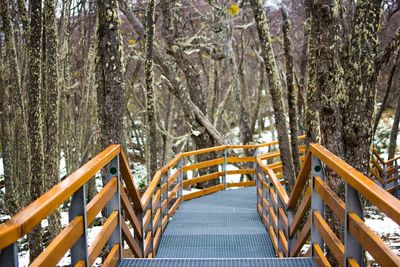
[370,148,400,196]
[0,137,304,265]
[0,145,144,266]
[257,144,400,266]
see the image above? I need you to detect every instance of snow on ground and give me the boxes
[0,157,3,176]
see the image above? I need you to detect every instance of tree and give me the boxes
[44,0,61,239]
[96,0,125,149]
[250,0,296,191]
[282,8,301,174]
[27,0,45,260]
[145,0,158,181]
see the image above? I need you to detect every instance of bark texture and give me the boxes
[96,0,125,148]
[27,0,45,260]
[145,0,158,181]
[282,8,301,174]
[388,93,400,160]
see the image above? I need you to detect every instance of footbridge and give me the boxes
[1,138,400,266]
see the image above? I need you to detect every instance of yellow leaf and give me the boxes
[128,39,136,46]
[227,3,240,16]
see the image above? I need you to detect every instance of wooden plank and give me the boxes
[143,209,152,232]
[287,149,311,209]
[278,229,288,256]
[168,197,182,217]
[168,183,180,203]
[310,144,400,225]
[120,187,142,239]
[183,172,223,187]
[268,225,278,255]
[347,258,361,267]
[152,189,161,210]
[226,156,255,163]
[183,184,225,201]
[181,146,226,157]
[162,216,168,231]
[313,244,331,267]
[88,211,118,266]
[269,207,278,233]
[182,158,224,172]
[103,244,119,267]
[30,217,83,267]
[290,217,311,257]
[313,210,344,265]
[262,214,268,228]
[260,161,289,206]
[152,208,161,228]
[75,260,85,267]
[227,181,255,188]
[289,184,311,237]
[314,176,345,222]
[153,227,162,253]
[348,212,400,267]
[141,170,162,210]
[161,183,167,194]
[226,169,255,175]
[168,169,179,185]
[121,219,143,258]
[166,154,182,168]
[87,177,117,224]
[144,231,153,256]
[278,207,288,237]
[0,145,120,249]
[120,150,144,212]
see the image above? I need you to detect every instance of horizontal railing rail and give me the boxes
[256,143,400,267]
[370,148,400,197]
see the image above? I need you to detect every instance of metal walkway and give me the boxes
[120,188,315,266]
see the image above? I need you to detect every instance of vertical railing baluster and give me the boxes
[106,156,123,258]
[223,148,227,189]
[277,196,285,256]
[0,242,19,267]
[161,169,169,229]
[383,164,387,189]
[394,160,399,198]
[310,155,325,258]
[145,197,154,257]
[69,185,89,265]
[344,180,363,265]
[178,159,184,201]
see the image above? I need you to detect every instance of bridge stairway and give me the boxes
[120,188,315,266]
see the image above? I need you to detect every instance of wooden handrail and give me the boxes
[0,144,120,250]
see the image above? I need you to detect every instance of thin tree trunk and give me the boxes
[145,0,158,181]
[282,8,301,174]
[250,0,296,191]
[373,63,398,135]
[27,0,45,260]
[388,93,400,160]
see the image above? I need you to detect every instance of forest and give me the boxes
[1,0,400,265]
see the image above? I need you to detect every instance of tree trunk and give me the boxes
[44,0,61,239]
[304,0,321,145]
[373,62,398,135]
[343,0,382,174]
[27,0,45,260]
[95,0,125,149]
[388,93,400,160]
[250,0,296,191]
[145,0,158,181]
[282,8,301,174]
[1,0,31,213]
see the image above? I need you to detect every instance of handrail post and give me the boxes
[161,169,169,229]
[277,196,286,256]
[310,155,325,258]
[383,164,387,189]
[344,179,363,265]
[69,185,89,265]
[145,198,154,257]
[223,148,227,189]
[178,158,184,202]
[0,242,18,267]
[106,155,123,258]
[395,160,399,198]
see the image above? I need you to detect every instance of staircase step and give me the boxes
[119,258,316,267]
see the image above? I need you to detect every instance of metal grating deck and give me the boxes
[120,187,315,266]
[156,187,275,258]
[119,258,316,266]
